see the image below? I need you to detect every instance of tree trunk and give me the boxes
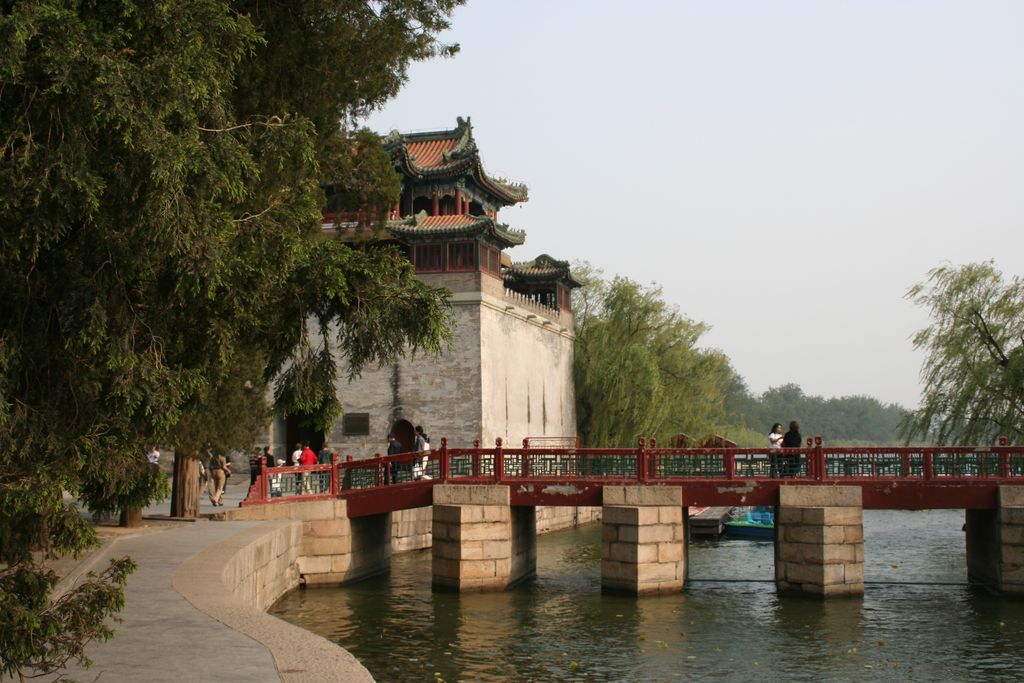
[171,452,201,517]
[119,506,143,527]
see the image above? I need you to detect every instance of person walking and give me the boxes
[317,441,334,465]
[298,440,318,492]
[248,448,263,488]
[413,426,431,480]
[207,446,228,506]
[768,423,783,477]
[781,421,802,477]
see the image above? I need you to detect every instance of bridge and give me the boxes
[231,437,1024,598]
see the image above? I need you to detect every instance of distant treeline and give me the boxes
[723,381,909,446]
[571,265,912,448]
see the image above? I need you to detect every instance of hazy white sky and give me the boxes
[366,1,1024,409]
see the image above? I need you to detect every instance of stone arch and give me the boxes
[390,419,416,453]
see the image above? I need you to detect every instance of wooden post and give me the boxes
[330,453,340,496]
[495,437,504,483]
[440,437,450,482]
[637,438,647,483]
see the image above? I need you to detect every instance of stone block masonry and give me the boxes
[601,486,686,595]
[775,485,864,597]
[966,486,1024,596]
[432,485,537,591]
[224,499,391,586]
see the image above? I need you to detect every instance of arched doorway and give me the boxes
[390,419,416,453]
[285,413,324,457]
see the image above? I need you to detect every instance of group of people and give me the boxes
[385,425,431,482]
[768,420,802,477]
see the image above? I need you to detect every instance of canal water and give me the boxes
[269,510,1024,682]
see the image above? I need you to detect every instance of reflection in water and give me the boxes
[270,510,1024,682]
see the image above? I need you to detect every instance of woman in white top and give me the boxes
[768,423,784,477]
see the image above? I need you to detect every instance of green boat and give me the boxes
[723,507,774,540]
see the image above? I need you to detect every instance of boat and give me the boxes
[723,507,775,540]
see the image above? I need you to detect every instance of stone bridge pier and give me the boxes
[966,486,1024,595]
[775,485,864,597]
[431,485,536,591]
[601,486,687,594]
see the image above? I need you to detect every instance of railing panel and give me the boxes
[262,465,333,500]
[649,450,727,478]
[241,440,1024,508]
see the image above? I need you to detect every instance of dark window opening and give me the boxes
[469,201,485,215]
[414,243,443,272]
[412,196,432,215]
[286,413,325,453]
[439,195,458,215]
[448,242,477,271]
[479,245,501,275]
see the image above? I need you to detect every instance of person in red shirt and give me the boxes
[299,441,317,466]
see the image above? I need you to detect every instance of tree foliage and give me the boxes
[1,0,460,674]
[0,558,135,680]
[573,265,731,447]
[725,380,908,446]
[901,262,1024,445]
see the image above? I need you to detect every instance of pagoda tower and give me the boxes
[277,117,579,456]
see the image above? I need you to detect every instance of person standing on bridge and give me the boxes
[413,426,431,480]
[768,423,784,477]
[386,433,403,484]
[781,421,802,476]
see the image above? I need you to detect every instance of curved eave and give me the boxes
[386,217,526,249]
[504,271,582,289]
[504,255,581,288]
[391,150,528,206]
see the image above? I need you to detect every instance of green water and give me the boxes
[269,510,1024,682]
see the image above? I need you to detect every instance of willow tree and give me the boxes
[902,262,1024,445]
[573,266,730,447]
[0,0,460,677]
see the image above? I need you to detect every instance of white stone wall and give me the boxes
[323,287,575,457]
[479,293,576,446]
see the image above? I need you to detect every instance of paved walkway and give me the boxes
[58,521,281,683]
[51,482,374,683]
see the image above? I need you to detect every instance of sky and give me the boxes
[365,1,1024,409]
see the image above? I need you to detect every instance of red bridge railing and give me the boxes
[241,436,1024,508]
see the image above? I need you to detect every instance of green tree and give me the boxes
[0,0,460,676]
[573,266,730,447]
[731,382,907,446]
[902,262,1024,445]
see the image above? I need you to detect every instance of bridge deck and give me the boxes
[243,438,1024,516]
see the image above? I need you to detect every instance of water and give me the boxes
[270,510,1024,682]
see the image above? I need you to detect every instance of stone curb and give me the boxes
[172,521,374,683]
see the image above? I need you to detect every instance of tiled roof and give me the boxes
[504,254,581,287]
[386,211,526,248]
[406,138,459,168]
[384,117,529,205]
[417,215,480,228]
